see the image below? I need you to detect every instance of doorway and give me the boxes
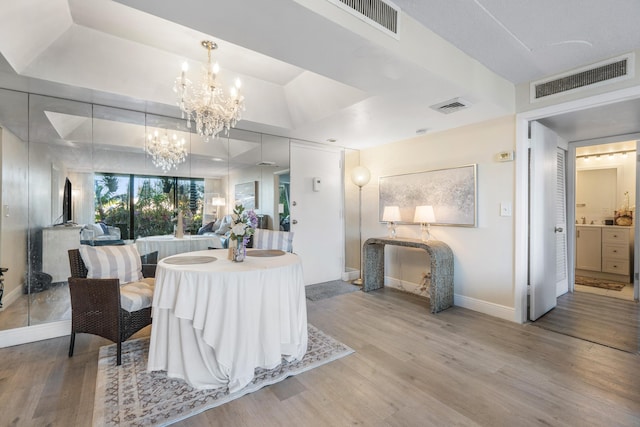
[573,140,636,302]
[532,138,639,353]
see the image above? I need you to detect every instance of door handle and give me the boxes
[554,227,563,233]
[292,219,298,225]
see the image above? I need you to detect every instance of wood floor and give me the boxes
[1,287,639,426]
[533,291,639,353]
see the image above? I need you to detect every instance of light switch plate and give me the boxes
[500,201,512,217]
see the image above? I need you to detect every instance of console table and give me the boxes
[363,237,454,313]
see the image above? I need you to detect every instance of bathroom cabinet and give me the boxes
[576,225,633,282]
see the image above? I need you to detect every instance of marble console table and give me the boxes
[363,237,454,313]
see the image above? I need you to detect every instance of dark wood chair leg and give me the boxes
[68,332,75,357]
[116,341,122,366]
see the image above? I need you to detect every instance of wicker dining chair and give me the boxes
[67,249,157,365]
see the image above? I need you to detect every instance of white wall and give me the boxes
[360,116,516,318]
[0,126,29,308]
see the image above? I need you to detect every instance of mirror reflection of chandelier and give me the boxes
[146,130,188,173]
[174,40,245,141]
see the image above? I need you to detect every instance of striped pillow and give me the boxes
[78,244,143,284]
[253,229,295,252]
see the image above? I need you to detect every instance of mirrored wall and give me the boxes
[0,89,290,331]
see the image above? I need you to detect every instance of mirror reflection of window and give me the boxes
[0,90,291,332]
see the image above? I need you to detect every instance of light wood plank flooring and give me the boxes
[533,291,639,353]
[1,288,639,426]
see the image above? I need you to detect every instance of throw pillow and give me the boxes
[197,221,216,235]
[215,215,232,235]
[78,244,143,284]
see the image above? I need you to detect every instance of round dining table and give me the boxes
[147,248,308,392]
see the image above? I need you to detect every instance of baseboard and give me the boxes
[341,269,360,282]
[454,294,515,322]
[0,286,22,311]
[0,319,70,348]
[384,276,516,322]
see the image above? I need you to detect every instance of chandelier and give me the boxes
[174,40,245,141]
[146,130,188,173]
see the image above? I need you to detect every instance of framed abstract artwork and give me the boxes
[378,164,477,227]
[235,181,258,210]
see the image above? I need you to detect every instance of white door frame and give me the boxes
[515,85,640,323]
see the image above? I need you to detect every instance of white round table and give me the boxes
[147,249,308,392]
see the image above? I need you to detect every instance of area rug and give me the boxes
[575,275,626,291]
[93,324,353,426]
[305,280,360,301]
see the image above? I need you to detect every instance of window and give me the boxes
[94,173,204,239]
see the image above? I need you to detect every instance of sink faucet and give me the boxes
[581,217,586,224]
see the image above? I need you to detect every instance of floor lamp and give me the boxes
[350,165,371,286]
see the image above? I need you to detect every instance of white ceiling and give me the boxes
[392,0,640,84]
[0,0,639,149]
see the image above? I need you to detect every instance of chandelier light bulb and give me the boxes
[174,40,245,141]
[181,62,189,72]
[235,78,242,89]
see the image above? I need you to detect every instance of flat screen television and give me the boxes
[62,177,72,224]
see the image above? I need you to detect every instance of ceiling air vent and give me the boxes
[531,53,634,102]
[256,161,277,167]
[430,98,472,114]
[327,0,400,37]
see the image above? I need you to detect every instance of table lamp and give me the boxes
[211,196,226,219]
[414,205,436,241]
[382,206,401,239]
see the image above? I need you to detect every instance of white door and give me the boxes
[529,122,564,320]
[290,142,344,285]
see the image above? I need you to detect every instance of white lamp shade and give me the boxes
[414,205,436,223]
[350,166,371,187]
[382,206,401,222]
[211,197,226,206]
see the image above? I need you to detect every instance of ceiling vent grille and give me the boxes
[328,0,400,37]
[531,54,634,102]
[430,98,472,114]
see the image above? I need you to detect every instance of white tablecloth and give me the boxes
[135,235,223,260]
[147,249,308,392]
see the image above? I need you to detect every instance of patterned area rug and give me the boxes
[305,280,360,301]
[575,275,626,291]
[93,324,353,426]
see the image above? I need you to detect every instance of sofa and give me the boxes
[198,216,238,249]
[80,223,124,245]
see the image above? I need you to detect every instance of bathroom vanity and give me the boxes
[576,224,634,282]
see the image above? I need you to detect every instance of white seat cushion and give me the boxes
[253,229,295,252]
[79,244,143,284]
[120,278,155,312]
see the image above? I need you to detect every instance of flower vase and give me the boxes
[231,238,245,262]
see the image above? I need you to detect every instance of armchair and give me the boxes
[67,248,156,365]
